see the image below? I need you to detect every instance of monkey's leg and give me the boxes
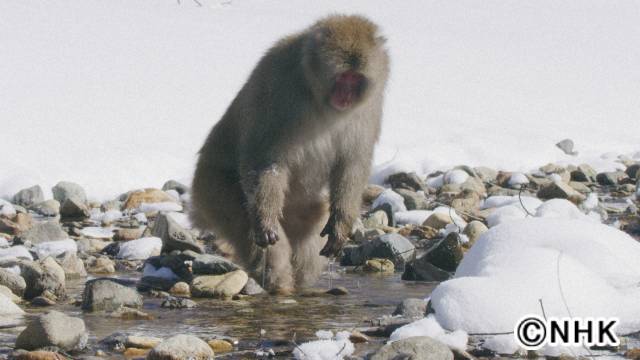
[240,164,289,247]
[282,199,329,288]
[259,229,295,295]
[321,156,369,257]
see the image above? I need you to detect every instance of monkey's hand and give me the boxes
[253,225,279,248]
[319,217,348,257]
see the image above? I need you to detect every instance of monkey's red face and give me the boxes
[330,70,367,111]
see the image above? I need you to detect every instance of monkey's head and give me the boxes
[303,15,388,112]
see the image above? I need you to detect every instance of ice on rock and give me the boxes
[507,172,529,187]
[395,210,432,225]
[0,245,33,261]
[0,199,17,218]
[444,170,469,185]
[372,189,407,213]
[117,237,162,260]
[426,174,445,189]
[142,263,179,280]
[390,315,468,351]
[293,330,354,360]
[430,217,640,355]
[34,239,77,258]
[139,202,183,213]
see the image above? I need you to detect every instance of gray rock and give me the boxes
[0,267,26,297]
[393,298,427,319]
[20,257,66,300]
[625,163,640,179]
[17,221,67,245]
[59,198,90,220]
[597,171,628,186]
[162,180,189,195]
[537,181,584,201]
[52,181,87,204]
[82,278,143,311]
[240,277,265,295]
[385,172,425,192]
[56,251,87,279]
[556,138,578,156]
[29,200,61,217]
[15,310,88,351]
[571,164,598,182]
[13,185,44,207]
[370,336,453,360]
[402,254,451,282]
[192,253,238,275]
[361,233,415,267]
[395,188,429,210]
[152,213,204,254]
[147,334,214,360]
[161,296,197,309]
[425,232,464,272]
[362,210,389,228]
[191,270,248,298]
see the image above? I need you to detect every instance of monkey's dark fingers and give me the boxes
[319,238,343,258]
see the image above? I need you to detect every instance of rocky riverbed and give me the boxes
[0,159,639,359]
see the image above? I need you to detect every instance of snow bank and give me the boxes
[293,330,354,360]
[0,245,33,261]
[430,217,640,355]
[117,237,162,260]
[34,239,77,259]
[1,1,638,200]
[390,315,468,351]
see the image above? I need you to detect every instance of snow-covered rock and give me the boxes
[444,169,469,185]
[139,202,183,213]
[79,226,114,239]
[0,237,9,248]
[372,189,407,213]
[293,330,354,360]
[34,239,77,259]
[0,199,17,218]
[395,210,432,225]
[390,315,468,351]
[0,245,33,261]
[507,172,529,187]
[117,237,162,260]
[430,217,640,356]
[426,174,445,189]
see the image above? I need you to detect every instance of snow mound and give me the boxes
[293,330,354,360]
[430,217,640,355]
[118,237,162,260]
[0,245,33,261]
[390,315,469,351]
[34,239,77,259]
[372,189,407,213]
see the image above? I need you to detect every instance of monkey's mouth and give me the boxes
[330,71,366,111]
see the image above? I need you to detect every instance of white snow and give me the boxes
[425,175,445,189]
[167,211,192,230]
[134,212,148,224]
[430,217,640,355]
[92,209,123,224]
[581,192,599,210]
[0,293,24,315]
[371,189,407,213]
[507,172,529,187]
[0,237,9,248]
[142,262,179,280]
[444,170,469,185]
[79,226,115,239]
[293,330,354,360]
[432,206,467,229]
[117,237,162,260]
[0,245,33,261]
[481,195,542,211]
[534,198,597,222]
[395,210,432,225]
[138,202,183,213]
[389,315,468,351]
[1,1,638,200]
[0,199,17,218]
[34,239,77,259]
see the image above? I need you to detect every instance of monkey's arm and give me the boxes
[320,155,368,257]
[241,163,289,247]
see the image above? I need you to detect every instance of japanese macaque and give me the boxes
[190,14,389,293]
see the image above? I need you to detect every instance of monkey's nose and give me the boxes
[346,54,361,68]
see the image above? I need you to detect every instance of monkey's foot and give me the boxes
[319,238,344,258]
[254,228,279,247]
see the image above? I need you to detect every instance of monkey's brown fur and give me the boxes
[190,15,389,293]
